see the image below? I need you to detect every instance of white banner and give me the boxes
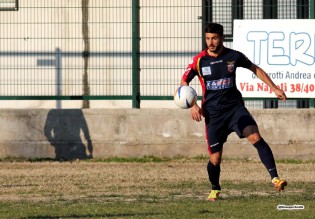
[233,19,315,98]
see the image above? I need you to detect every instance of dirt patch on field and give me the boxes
[0,160,314,202]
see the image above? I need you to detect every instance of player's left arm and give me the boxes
[249,64,287,101]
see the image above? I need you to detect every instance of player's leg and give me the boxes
[230,106,287,191]
[205,115,228,201]
[208,151,222,190]
[246,130,287,191]
[207,151,222,201]
[246,129,278,179]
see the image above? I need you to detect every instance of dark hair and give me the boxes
[204,23,224,36]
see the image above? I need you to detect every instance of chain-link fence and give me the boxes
[0,0,314,108]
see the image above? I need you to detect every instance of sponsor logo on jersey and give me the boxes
[206,77,233,90]
[202,66,211,76]
[210,60,223,65]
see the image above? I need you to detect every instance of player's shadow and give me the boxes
[44,109,93,161]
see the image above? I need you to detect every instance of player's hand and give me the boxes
[191,104,202,122]
[274,88,287,101]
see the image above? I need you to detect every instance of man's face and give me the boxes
[205,32,224,53]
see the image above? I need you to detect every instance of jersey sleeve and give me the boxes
[181,55,199,84]
[237,51,253,69]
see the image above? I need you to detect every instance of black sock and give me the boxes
[253,138,278,179]
[207,161,221,190]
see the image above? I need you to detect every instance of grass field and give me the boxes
[0,157,314,218]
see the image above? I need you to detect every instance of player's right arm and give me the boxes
[181,57,202,122]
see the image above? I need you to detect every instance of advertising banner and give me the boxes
[233,19,315,98]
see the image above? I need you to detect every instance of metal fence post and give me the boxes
[311,0,315,18]
[132,0,140,108]
[55,48,62,109]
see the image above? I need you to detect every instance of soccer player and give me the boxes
[180,23,287,202]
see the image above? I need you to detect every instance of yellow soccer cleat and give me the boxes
[208,190,221,202]
[272,177,287,191]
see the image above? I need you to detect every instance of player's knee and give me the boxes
[247,133,261,145]
[211,160,221,166]
[209,153,222,166]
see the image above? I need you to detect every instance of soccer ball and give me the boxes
[174,85,197,109]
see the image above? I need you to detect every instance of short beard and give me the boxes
[208,43,223,53]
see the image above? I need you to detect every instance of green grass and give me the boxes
[0,157,314,218]
[0,197,312,219]
[0,181,313,219]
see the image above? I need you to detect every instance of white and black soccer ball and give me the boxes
[174,85,197,109]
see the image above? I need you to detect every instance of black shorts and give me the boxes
[204,104,257,154]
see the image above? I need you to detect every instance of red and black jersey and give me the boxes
[182,47,253,114]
